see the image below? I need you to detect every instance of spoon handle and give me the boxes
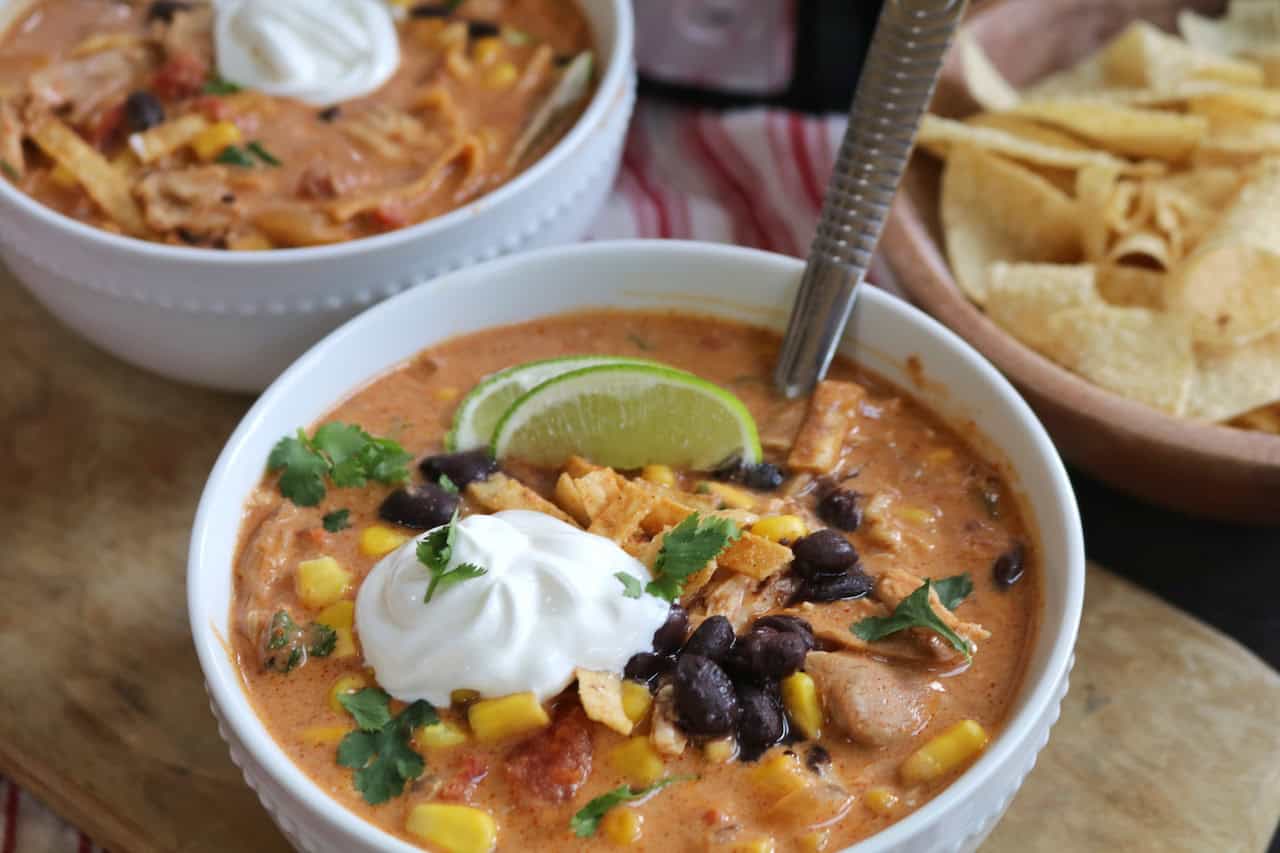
[774,0,967,398]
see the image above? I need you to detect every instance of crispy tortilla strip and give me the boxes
[787,380,866,473]
[327,138,467,222]
[1188,332,1280,421]
[576,669,633,735]
[71,32,146,57]
[918,114,1162,175]
[29,115,147,237]
[640,494,695,535]
[0,99,24,177]
[573,468,625,520]
[465,473,577,525]
[940,146,1083,304]
[650,685,686,757]
[588,480,656,544]
[985,263,1099,351]
[553,473,590,526]
[128,114,209,164]
[564,455,604,478]
[717,532,792,581]
[1009,99,1208,161]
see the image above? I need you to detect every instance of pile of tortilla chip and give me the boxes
[919,0,1280,433]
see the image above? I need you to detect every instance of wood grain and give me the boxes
[880,0,1280,523]
[0,274,1277,852]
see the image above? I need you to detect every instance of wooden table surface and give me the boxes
[2,275,1278,852]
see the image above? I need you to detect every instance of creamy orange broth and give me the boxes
[0,0,592,247]
[232,312,1039,851]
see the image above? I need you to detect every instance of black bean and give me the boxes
[124,91,165,132]
[623,652,671,685]
[796,567,873,604]
[993,542,1026,588]
[712,455,785,492]
[418,449,497,489]
[467,20,500,38]
[682,615,735,662]
[751,615,815,651]
[792,529,859,574]
[734,628,808,680]
[736,683,784,750]
[652,605,688,656]
[805,744,831,771]
[317,106,341,122]
[409,3,453,17]
[817,488,862,531]
[378,483,459,530]
[673,655,739,736]
[146,0,191,22]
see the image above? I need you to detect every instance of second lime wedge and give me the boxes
[491,363,762,469]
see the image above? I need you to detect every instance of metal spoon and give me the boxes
[773,0,968,398]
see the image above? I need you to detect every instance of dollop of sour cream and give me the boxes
[356,511,671,706]
[213,0,399,106]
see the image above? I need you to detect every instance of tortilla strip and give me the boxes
[28,115,148,237]
[465,473,577,525]
[576,669,632,736]
[587,480,656,544]
[128,114,208,164]
[787,380,866,473]
[327,138,467,222]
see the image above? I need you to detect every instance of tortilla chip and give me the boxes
[1107,231,1175,271]
[1169,159,1280,346]
[965,113,1087,194]
[1188,332,1280,421]
[1101,21,1264,91]
[918,114,1160,174]
[1075,164,1124,261]
[1179,3,1280,62]
[1097,265,1167,310]
[1010,99,1208,161]
[1194,122,1280,166]
[985,263,1099,351]
[957,30,1020,111]
[1231,401,1280,433]
[940,146,1082,303]
[1043,305,1194,415]
[718,533,793,581]
[576,669,633,735]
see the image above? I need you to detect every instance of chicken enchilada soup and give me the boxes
[232,311,1039,852]
[0,0,594,248]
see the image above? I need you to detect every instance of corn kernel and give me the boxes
[360,524,411,557]
[484,61,518,89]
[781,672,822,740]
[699,481,756,510]
[435,386,461,402]
[405,803,497,853]
[50,163,77,188]
[299,724,351,746]
[703,736,737,764]
[609,737,665,787]
[332,627,357,659]
[750,750,810,800]
[900,720,989,785]
[295,556,352,609]
[896,506,936,528]
[750,515,807,544]
[863,787,900,816]
[621,681,652,724]
[415,720,469,750]
[329,673,370,714]
[798,830,829,852]
[472,36,503,66]
[600,807,642,845]
[924,448,955,466]
[468,692,550,742]
[451,688,481,706]
[639,464,676,488]
[315,600,354,630]
[191,120,243,161]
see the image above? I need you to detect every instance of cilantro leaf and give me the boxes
[934,572,973,611]
[267,423,412,506]
[307,623,337,658]
[0,160,18,181]
[418,511,487,603]
[203,75,242,95]
[263,610,334,671]
[851,579,972,660]
[336,695,437,805]
[438,474,459,494]
[615,572,643,599]
[247,140,281,166]
[322,509,351,532]
[268,431,329,506]
[570,777,695,837]
[645,513,740,602]
[215,145,255,167]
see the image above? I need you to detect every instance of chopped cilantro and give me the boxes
[307,623,337,657]
[851,579,972,661]
[502,26,532,45]
[264,610,336,672]
[570,777,695,837]
[645,513,740,602]
[0,160,18,181]
[934,572,973,611]
[322,509,351,532]
[203,75,242,95]
[267,423,412,507]
[626,332,654,351]
[247,140,281,166]
[336,690,438,805]
[215,145,255,167]
[417,511,487,603]
[614,572,643,599]
[438,474,459,494]
[444,0,465,9]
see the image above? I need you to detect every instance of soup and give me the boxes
[231,311,1039,851]
[0,0,594,248]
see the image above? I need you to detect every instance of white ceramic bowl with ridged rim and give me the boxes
[189,241,1085,853]
[0,0,633,392]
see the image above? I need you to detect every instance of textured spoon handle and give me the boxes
[774,0,967,398]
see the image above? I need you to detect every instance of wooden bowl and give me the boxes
[881,0,1280,524]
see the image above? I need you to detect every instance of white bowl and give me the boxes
[0,0,634,392]
[189,241,1085,853]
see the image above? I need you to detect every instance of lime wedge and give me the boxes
[446,356,658,451]
[491,364,762,469]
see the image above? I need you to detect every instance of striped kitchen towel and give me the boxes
[1,101,852,853]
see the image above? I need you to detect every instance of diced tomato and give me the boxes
[505,706,593,803]
[190,94,230,122]
[368,203,410,231]
[152,52,209,100]
[437,752,489,802]
[300,528,328,547]
[83,101,126,149]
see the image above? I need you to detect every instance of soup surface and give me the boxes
[0,0,593,248]
[232,311,1039,852]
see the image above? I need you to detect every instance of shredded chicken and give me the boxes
[650,685,687,757]
[160,7,215,67]
[135,165,239,241]
[803,652,938,746]
[27,48,148,124]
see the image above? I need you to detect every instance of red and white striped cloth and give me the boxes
[0,101,847,853]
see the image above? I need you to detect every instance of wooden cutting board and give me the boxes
[1,276,1277,853]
